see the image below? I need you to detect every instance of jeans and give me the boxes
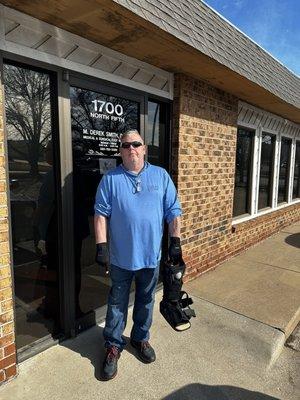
[103,264,160,350]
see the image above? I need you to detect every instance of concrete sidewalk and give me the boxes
[186,221,300,365]
[0,222,299,400]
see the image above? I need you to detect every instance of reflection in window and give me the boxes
[293,141,300,199]
[233,128,254,217]
[3,63,60,349]
[258,133,276,210]
[278,137,292,203]
[70,86,140,317]
[146,101,167,168]
[70,86,139,158]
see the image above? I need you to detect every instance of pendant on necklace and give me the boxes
[135,178,142,193]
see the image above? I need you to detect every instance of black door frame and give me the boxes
[0,56,65,361]
[65,71,147,334]
[0,52,172,359]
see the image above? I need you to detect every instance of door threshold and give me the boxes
[17,333,65,363]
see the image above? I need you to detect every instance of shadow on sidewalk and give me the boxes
[162,383,279,400]
[60,324,136,381]
[285,233,300,249]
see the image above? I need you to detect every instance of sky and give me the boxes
[203,0,300,77]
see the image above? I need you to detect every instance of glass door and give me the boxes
[69,78,142,330]
[3,62,62,350]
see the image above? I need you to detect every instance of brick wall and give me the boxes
[173,74,300,281]
[229,204,300,258]
[0,79,17,384]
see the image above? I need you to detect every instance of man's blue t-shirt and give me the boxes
[94,162,182,270]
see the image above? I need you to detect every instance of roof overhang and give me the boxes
[1,0,300,124]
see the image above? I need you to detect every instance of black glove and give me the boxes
[95,243,109,274]
[168,237,182,264]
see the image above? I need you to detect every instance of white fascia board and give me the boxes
[1,4,173,99]
[0,41,173,100]
[237,120,257,131]
[280,130,296,139]
[2,5,171,81]
[238,101,300,133]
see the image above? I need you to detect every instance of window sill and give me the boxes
[232,199,300,226]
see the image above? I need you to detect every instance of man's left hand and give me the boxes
[168,237,182,263]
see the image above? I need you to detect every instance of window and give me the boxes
[3,62,61,350]
[146,100,168,168]
[233,128,254,217]
[235,105,300,220]
[278,137,292,203]
[293,141,300,199]
[258,133,276,210]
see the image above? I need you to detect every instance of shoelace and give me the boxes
[141,341,151,350]
[106,346,119,362]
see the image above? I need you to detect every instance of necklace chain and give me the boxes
[121,166,142,194]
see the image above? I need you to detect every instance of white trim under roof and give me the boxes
[238,101,300,137]
[0,5,174,100]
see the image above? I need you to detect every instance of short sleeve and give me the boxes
[163,171,182,224]
[94,174,112,217]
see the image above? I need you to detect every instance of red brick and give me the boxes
[5,364,17,379]
[0,288,12,302]
[0,311,13,324]
[0,353,16,369]
[0,334,14,348]
[4,343,15,357]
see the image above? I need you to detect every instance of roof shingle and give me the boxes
[113,0,300,109]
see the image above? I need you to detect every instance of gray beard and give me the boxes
[122,159,145,173]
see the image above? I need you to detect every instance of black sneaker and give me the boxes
[102,346,120,380]
[130,339,156,363]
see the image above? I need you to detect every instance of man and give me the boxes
[94,129,182,380]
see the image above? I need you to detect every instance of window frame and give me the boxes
[292,140,300,200]
[257,130,277,212]
[277,135,293,205]
[233,123,300,224]
[232,126,255,218]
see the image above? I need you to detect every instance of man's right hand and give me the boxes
[95,243,109,274]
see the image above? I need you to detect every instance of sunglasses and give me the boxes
[120,141,143,149]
